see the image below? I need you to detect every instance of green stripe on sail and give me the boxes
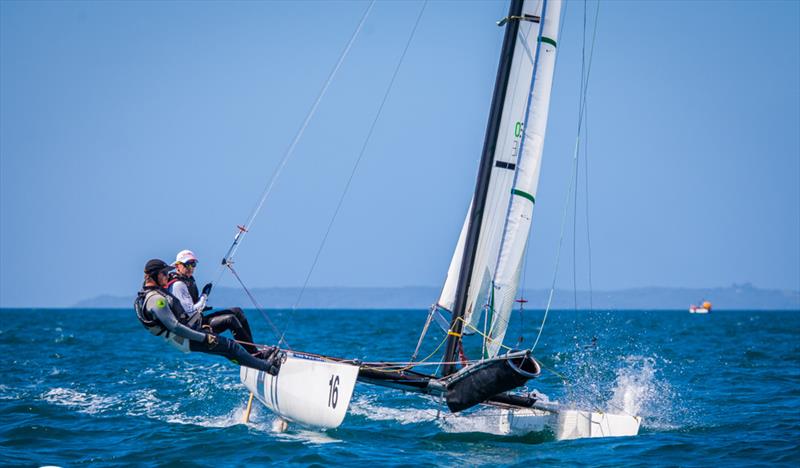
[540,36,557,48]
[512,188,535,204]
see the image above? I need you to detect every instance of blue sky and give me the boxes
[1,0,798,307]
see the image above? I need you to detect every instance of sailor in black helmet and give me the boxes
[135,259,282,375]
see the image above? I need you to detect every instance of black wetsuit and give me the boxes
[202,307,258,354]
[169,273,259,354]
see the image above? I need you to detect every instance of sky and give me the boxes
[1,0,798,308]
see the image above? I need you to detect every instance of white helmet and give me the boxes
[174,249,198,265]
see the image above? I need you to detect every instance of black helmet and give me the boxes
[144,259,174,278]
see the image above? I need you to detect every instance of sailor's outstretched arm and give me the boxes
[146,296,207,342]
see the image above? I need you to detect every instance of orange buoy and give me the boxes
[702,301,712,310]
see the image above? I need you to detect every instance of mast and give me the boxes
[441,0,525,377]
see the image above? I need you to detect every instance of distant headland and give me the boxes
[74,283,799,310]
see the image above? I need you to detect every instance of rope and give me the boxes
[220,0,376,267]
[374,315,523,376]
[411,305,436,362]
[228,334,454,370]
[456,316,514,355]
[364,330,448,374]
[225,263,286,347]
[276,0,428,346]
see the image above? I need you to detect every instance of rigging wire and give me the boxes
[226,263,286,346]
[219,0,376,268]
[531,0,600,352]
[584,100,594,311]
[572,0,587,312]
[211,1,375,337]
[411,306,437,362]
[581,2,599,314]
[276,0,429,347]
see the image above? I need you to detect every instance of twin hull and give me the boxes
[239,355,641,439]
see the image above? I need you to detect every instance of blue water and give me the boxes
[1,308,798,466]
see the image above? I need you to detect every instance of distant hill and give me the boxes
[74,283,799,310]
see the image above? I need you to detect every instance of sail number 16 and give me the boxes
[328,374,339,409]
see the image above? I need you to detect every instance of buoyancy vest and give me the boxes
[167,273,199,303]
[134,286,195,352]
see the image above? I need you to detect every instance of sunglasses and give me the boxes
[183,261,198,268]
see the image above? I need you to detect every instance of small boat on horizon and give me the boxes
[689,301,713,314]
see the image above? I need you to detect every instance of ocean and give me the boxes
[1,308,798,466]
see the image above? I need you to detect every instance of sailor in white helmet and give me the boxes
[167,250,209,314]
[168,249,259,354]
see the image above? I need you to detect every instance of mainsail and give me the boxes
[440,0,562,372]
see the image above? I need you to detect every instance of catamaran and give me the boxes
[229,0,641,439]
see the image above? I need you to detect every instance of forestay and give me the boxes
[437,0,562,358]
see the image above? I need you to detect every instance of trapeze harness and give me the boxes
[134,287,199,353]
[167,273,199,303]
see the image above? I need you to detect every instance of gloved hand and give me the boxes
[201,283,213,296]
[206,333,218,348]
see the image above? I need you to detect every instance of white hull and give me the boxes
[689,307,710,314]
[444,404,641,439]
[551,407,641,439]
[240,352,359,429]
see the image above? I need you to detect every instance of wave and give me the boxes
[41,387,121,415]
[349,394,439,425]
